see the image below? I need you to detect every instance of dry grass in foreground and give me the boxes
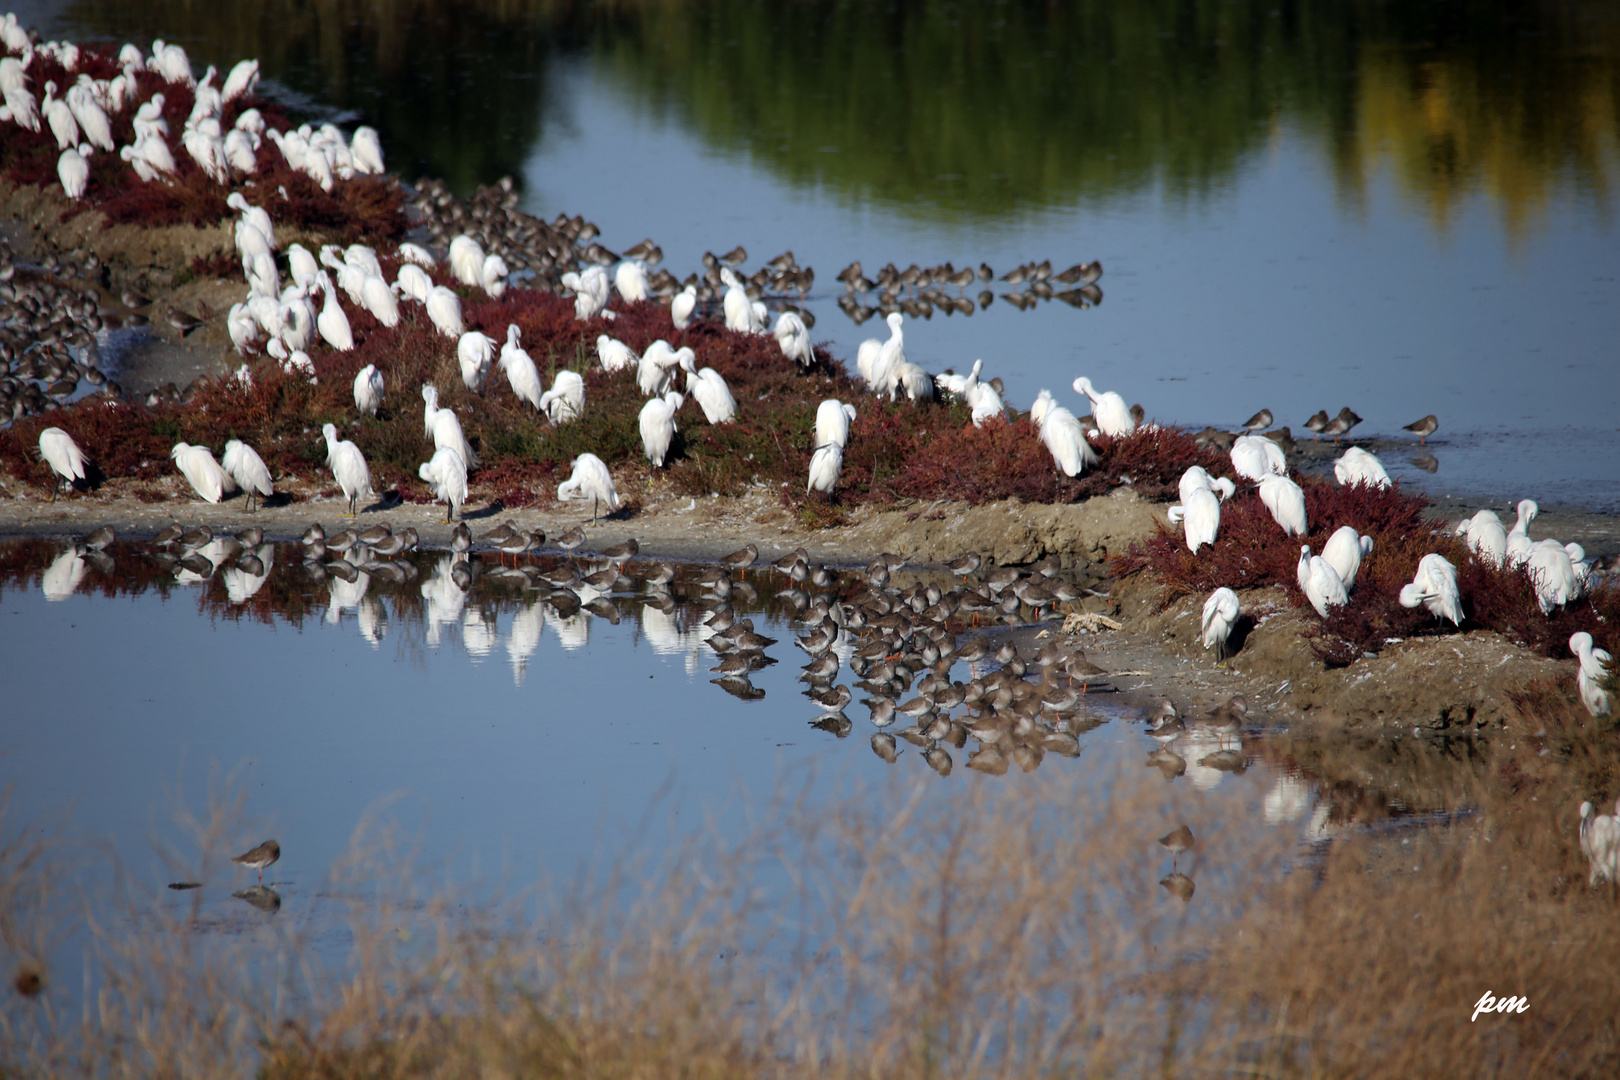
[3,757,1620,1079]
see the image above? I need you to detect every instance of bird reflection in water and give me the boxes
[231,886,282,913]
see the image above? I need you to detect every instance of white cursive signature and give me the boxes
[1472,992,1529,1021]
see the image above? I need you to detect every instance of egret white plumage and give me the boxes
[1298,545,1348,618]
[498,325,543,410]
[350,125,384,174]
[353,364,383,416]
[313,271,353,350]
[815,399,857,450]
[1167,464,1225,553]
[570,266,611,321]
[396,263,431,303]
[360,273,400,327]
[539,370,586,425]
[808,441,843,494]
[1320,525,1374,590]
[719,268,759,332]
[322,422,372,516]
[1525,539,1578,614]
[42,81,78,150]
[422,385,478,467]
[457,331,495,391]
[425,285,464,337]
[557,452,620,524]
[171,442,230,503]
[614,260,649,302]
[226,192,275,250]
[221,439,273,511]
[640,392,683,468]
[636,340,685,397]
[1029,389,1097,478]
[398,242,435,267]
[221,58,259,102]
[596,334,637,373]
[418,445,468,522]
[286,243,318,289]
[1579,799,1620,885]
[1257,474,1308,537]
[37,426,87,500]
[57,143,89,198]
[1455,509,1507,569]
[1072,376,1134,437]
[1571,632,1613,717]
[481,253,508,298]
[670,284,698,331]
[685,363,736,424]
[1334,446,1392,489]
[1398,553,1463,625]
[447,235,484,286]
[886,361,935,402]
[1201,587,1241,663]
[1506,499,1538,566]
[856,312,902,390]
[773,311,813,367]
[1230,434,1287,480]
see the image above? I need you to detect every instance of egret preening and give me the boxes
[569,266,611,321]
[418,445,468,522]
[670,284,698,331]
[808,441,844,494]
[1334,446,1392,489]
[498,325,543,410]
[886,361,935,403]
[481,253,508,298]
[596,334,637,373]
[222,439,273,511]
[37,426,87,500]
[1029,389,1097,478]
[1257,474,1308,537]
[1320,525,1374,590]
[457,331,495,391]
[1525,539,1578,615]
[425,285,464,337]
[1455,509,1507,569]
[773,311,813,367]
[322,422,372,516]
[614,259,649,302]
[1506,499,1538,566]
[640,392,683,468]
[1072,376,1134,437]
[448,235,484,286]
[1229,434,1286,481]
[1167,465,1231,554]
[314,271,354,350]
[1202,587,1241,664]
[1398,553,1463,626]
[396,262,431,303]
[422,385,478,467]
[637,340,686,397]
[353,364,383,416]
[1571,632,1613,717]
[398,242,435,268]
[540,370,586,425]
[171,442,229,503]
[815,399,857,450]
[557,452,620,524]
[685,363,736,425]
[1298,545,1348,618]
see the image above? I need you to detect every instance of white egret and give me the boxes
[42,81,79,150]
[596,334,637,373]
[448,235,484,286]
[1230,434,1286,480]
[640,392,683,468]
[1525,539,1577,615]
[222,439,273,511]
[808,441,844,494]
[1201,587,1241,663]
[637,340,685,397]
[570,266,611,321]
[66,84,113,151]
[398,242,435,267]
[815,399,857,450]
[856,312,902,389]
[498,325,543,410]
[37,426,87,500]
[3,83,39,133]
[425,285,464,337]
[887,361,935,402]
[57,143,89,199]
[350,125,385,173]
[670,284,698,331]
[614,260,649,302]
[773,310,813,367]
[1506,499,1538,566]
[557,452,620,524]
[359,273,400,327]
[1334,446,1392,489]
[221,58,259,102]
[396,263,432,303]
[1455,509,1507,569]
[422,385,477,467]
[1257,474,1308,536]
[226,192,275,250]
[1029,389,1097,478]
[1579,799,1620,885]
[286,243,319,289]
[685,363,736,424]
[1298,545,1348,618]
[418,445,468,522]
[322,422,372,516]
[227,302,258,353]
[1072,376,1134,437]
[353,363,383,416]
[222,128,257,174]
[481,253,508,298]
[539,370,586,425]
[1398,553,1463,625]
[458,331,495,391]
[171,442,230,503]
[720,267,758,332]
[1571,632,1613,718]
[314,271,354,350]
[1320,525,1374,590]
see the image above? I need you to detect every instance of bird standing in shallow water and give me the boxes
[1159,825,1194,872]
[1403,414,1438,444]
[232,839,280,884]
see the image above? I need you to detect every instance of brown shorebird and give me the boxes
[1403,414,1439,444]
[232,839,280,884]
[1303,410,1330,440]
[1240,408,1273,433]
[721,543,759,576]
[1159,825,1194,871]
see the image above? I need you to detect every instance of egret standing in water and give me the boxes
[222,439,273,511]
[37,427,87,500]
[322,423,372,516]
[557,453,619,524]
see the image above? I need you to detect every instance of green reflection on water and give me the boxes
[56,0,1620,232]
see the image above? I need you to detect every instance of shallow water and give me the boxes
[17,0,1620,510]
